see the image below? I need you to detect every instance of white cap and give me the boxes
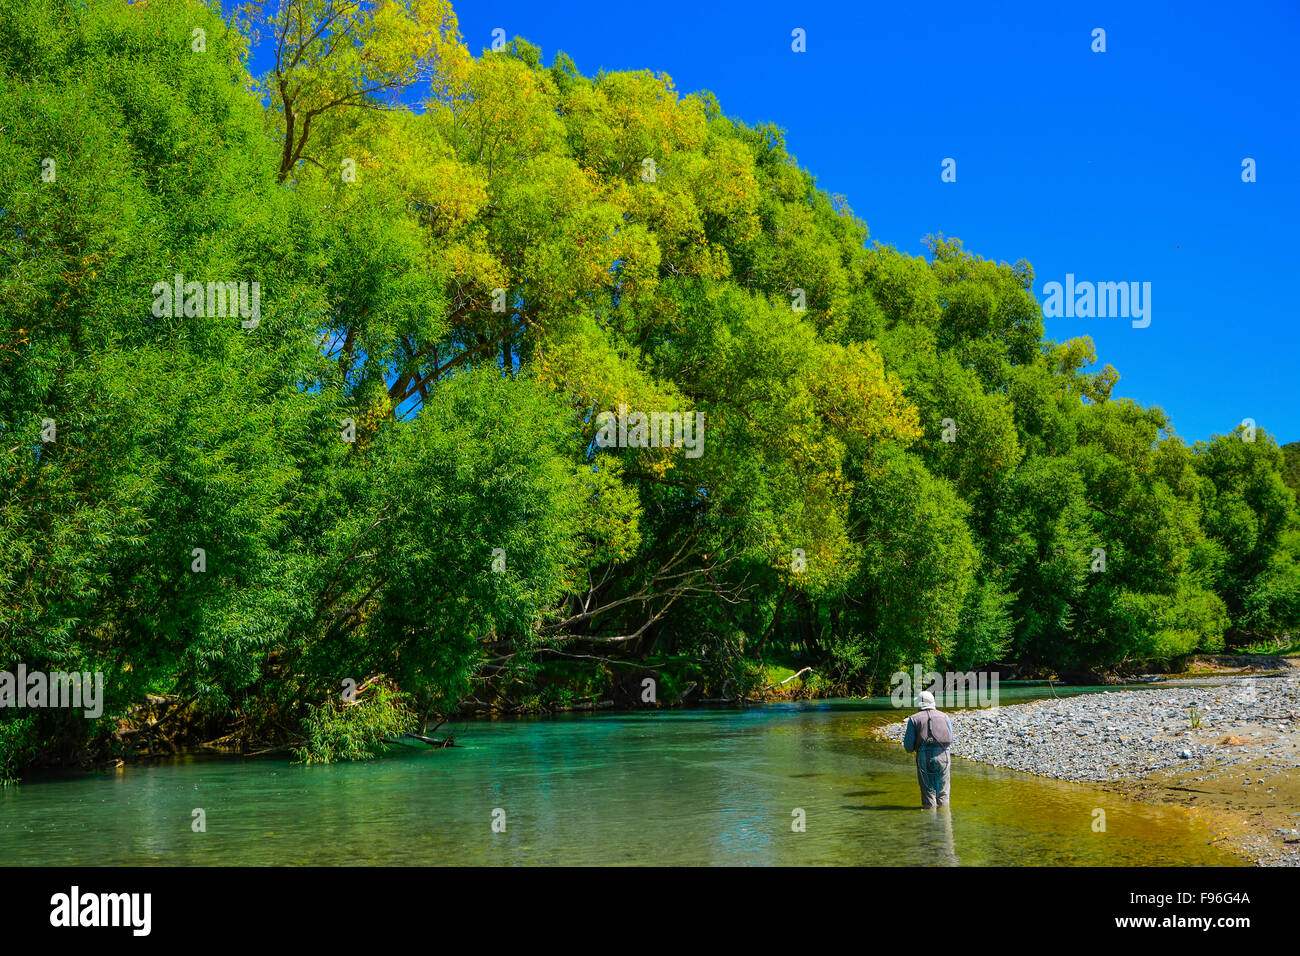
[916,690,936,710]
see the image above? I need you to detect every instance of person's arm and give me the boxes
[947,715,954,747]
[903,717,915,753]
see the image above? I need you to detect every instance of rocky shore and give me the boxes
[875,670,1300,866]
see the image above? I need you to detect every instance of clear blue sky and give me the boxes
[238,0,1299,445]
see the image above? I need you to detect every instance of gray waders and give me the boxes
[916,745,951,808]
[907,708,953,808]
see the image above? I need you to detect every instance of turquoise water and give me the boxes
[0,688,1240,865]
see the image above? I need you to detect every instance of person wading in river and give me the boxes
[902,690,954,808]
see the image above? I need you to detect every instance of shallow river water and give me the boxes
[0,685,1241,865]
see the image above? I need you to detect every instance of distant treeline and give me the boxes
[1,0,1296,777]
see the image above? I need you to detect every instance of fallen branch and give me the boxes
[762,666,813,691]
[398,732,455,748]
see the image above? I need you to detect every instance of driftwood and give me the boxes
[117,694,197,738]
[386,732,455,748]
[761,666,813,691]
[697,673,780,705]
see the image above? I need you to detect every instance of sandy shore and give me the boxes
[875,670,1300,866]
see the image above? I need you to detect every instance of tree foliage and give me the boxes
[1,0,1295,777]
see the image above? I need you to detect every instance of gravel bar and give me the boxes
[874,675,1300,784]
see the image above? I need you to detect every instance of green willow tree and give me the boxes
[1,0,1296,778]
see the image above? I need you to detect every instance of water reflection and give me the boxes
[0,692,1241,866]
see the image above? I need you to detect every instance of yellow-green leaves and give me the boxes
[263,0,467,182]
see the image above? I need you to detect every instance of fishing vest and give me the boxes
[908,709,952,748]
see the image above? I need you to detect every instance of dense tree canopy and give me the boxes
[1,0,1296,777]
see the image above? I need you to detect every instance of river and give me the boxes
[0,684,1240,865]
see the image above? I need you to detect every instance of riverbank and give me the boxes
[873,667,1300,866]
